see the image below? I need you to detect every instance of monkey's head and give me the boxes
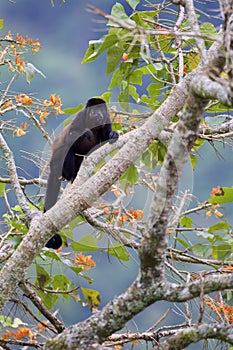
[85,98,110,128]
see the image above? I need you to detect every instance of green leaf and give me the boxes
[42,249,62,260]
[128,84,139,102]
[109,68,120,89]
[191,243,212,258]
[81,287,100,311]
[52,274,70,292]
[208,187,233,204]
[200,22,218,44]
[157,142,167,163]
[0,19,4,29]
[10,219,28,234]
[12,205,23,212]
[37,288,58,310]
[82,39,103,63]
[62,215,85,241]
[64,104,83,114]
[111,2,129,20]
[0,315,12,327]
[179,216,192,228]
[0,183,6,197]
[175,237,189,248]
[71,234,98,252]
[11,318,26,328]
[36,264,51,289]
[105,242,129,261]
[69,266,83,275]
[208,221,229,233]
[119,88,130,106]
[132,11,158,28]
[192,138,205,151]
[147,82,164,100]
[128,68,143,85]
[119,164,139,192]
[126,0,140,9]
[106,45,123,75]
[109,2,136,27]
[141,150,154,171]
[212,244,231,260]
[190,154,197,170]
[100,92,112,104]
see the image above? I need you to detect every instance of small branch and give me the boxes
[167,247,233,267]
[0,177,45,185]
[20,281,65,334]
[0,133,32,218]
[174,5,185,81]
[0,339,41,349]
[10,297,55,333]
[82,210,140,249]
[87,4,136,30]
[18,107,52,144]
[184,0,207,62]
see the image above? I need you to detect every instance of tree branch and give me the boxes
[156,322,233,349]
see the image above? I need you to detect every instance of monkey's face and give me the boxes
[86,104,109,129]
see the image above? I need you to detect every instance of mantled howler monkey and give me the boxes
[44,98,119,249]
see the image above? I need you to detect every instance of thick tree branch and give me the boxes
[156,322,233,349]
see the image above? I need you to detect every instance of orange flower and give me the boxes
[118,215,128,226]
[1,100,12,109]
[0,331,11,339]
[0,327,33,341]
[48,94,63,114]
[38,110,50,124]
[133,209,144,220]
[50,94,57,105]
[214,209,223,217]
[128,207,144,220]
[15,327,32,340]
[205,297,233,324]
[15,93,33,105]
[50,94,62,106]
[211,186,224,197]
[221,264,233,272]
[32,39,41,53]
[75,252,96,270]
[122,52,129,61]
[15,127,26,137]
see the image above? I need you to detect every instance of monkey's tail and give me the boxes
[44,172,61,212]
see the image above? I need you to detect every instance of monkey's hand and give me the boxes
[109,131,119,144]
[82,129,94,141]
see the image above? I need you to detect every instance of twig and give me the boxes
[20,281,65,334]
[0,176,46,185]
[0,133,31,218]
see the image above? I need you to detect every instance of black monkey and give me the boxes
[44,98,119,249]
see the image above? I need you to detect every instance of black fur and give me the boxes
[44,98,118,249]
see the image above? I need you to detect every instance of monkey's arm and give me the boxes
[100,123,119,143]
